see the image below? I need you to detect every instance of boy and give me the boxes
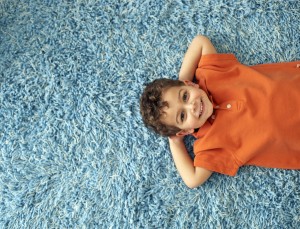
[140,35,300,189]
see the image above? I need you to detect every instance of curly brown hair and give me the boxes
[139,78,185,136]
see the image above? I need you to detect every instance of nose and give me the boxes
[186,100,196,114]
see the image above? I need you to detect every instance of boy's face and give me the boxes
[160,82,213,136]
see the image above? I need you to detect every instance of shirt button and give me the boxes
[226,104,232,109]
[215,105,220,109]
[211,115,216,119]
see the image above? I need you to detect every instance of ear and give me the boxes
[176,128,195,136]
[182,80,199,88]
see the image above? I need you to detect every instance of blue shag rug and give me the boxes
[1,0,300,228]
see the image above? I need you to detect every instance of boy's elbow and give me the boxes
[194,34,208,42]
[184,168,212,188]
[184,179,205,189]
[186,183,199,189]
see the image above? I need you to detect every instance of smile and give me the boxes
[199,99,204,118]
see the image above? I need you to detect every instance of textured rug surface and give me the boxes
[1,0,300,228]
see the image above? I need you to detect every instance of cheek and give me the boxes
[207,101,213,115]
[186,115,199,127]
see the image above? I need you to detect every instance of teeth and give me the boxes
[199,101,203,116]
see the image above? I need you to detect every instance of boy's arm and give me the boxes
[168,136,213,188]
[179,35,217,81]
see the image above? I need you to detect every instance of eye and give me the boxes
[180,111,185,122]
[182,91,188,102]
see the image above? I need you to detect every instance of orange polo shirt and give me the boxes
[193,54,300,176]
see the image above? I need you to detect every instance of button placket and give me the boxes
[214,100,244,111]
[212,101,243,122]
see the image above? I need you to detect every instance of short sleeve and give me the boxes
[195,54,239,82]
[198,53,238,67]
[193,147,240,176]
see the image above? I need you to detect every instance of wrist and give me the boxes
[168,136,184,145]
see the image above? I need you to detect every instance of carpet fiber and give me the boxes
[0,0,300,228]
